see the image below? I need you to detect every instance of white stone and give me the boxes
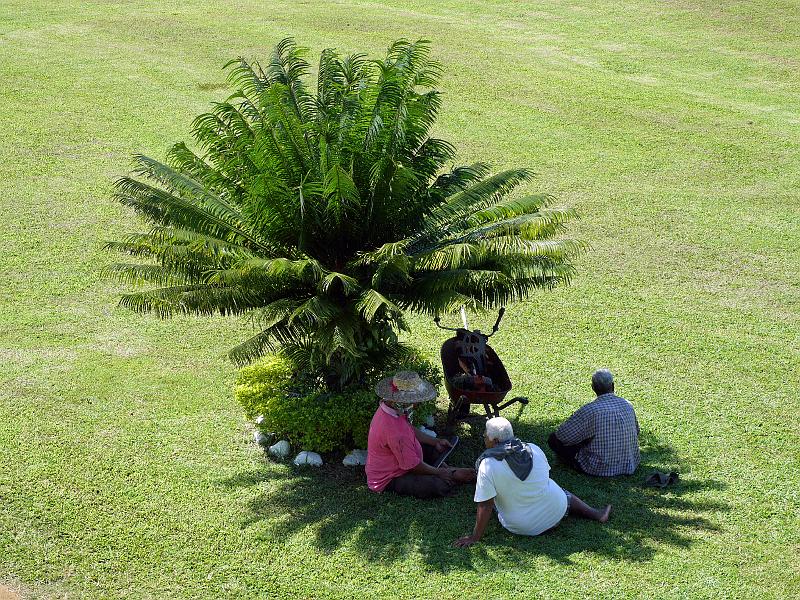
[253,431,269,446]
[268,439,291,458]
[342,449,368,466]
[293,451,323,467]
[255,415,265,425]
[425,415,435,427]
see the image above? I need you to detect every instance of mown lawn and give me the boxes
[1,0,798,598]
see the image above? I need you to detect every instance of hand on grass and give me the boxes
[454,535,479,548]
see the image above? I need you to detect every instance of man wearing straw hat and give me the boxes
[367,371,476,499]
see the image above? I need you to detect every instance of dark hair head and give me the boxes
[591,369,615,395]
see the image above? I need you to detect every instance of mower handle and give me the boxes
[488,307,506,337]
[433,316,461,332]
[434,307,506,335]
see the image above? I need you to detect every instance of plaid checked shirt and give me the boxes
[555,393,640,476]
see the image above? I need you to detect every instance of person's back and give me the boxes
[574,393,639,476]
[549,370,640,477]
[456,418,612,548]
[475,442,567,535]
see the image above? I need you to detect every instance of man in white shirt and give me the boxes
[454,417,611,547]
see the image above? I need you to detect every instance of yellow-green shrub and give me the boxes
[236,353,441,453]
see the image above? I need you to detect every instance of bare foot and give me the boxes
[598,504,612,523]
[453,468,477,484]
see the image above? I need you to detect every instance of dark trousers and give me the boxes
[385,445,453,499]
[385,473,453,499]
[548,432,587,473]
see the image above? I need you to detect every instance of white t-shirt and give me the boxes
[474,442,568,536]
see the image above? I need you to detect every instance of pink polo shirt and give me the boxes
[366,403,423,492]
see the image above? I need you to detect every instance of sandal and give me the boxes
[644,471,679,488]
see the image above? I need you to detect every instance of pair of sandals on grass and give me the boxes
[644,471,679,488]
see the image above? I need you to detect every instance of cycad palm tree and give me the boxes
[107,38,585,388]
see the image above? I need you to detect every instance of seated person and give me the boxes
[455,417,611,547]
[548,369,640,477]
[366,371,475,499]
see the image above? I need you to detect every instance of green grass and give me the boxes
[1,0,798,597]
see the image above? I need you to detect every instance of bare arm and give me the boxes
[408,460,455,484]
[454,498,495,547]
[413,427,438,446]
[409,460,441,476]
[413,427,453,453]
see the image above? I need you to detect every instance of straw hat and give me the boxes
[375,371,437,404]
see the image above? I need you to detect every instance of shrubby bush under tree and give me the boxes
[236,353,439,453]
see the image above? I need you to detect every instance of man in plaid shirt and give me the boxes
[548,370,640,477]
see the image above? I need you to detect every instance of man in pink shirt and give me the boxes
[366,371,475,499]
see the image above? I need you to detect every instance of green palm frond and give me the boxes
[131,155,247,224]
[419,168,535,236]
[166,142,244,201]
[119,284,260,318]
[356,288,403,323]
[320,271,360,295]
[288,295,341,326]
[224,57,269,98]
[228,320,305,366]
[113,176,271,252]
[102,263,194,287]
[466,194,553,226]
[224,256,322,280]
[266,38,315,121]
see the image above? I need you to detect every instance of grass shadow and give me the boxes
[219,415,728,571]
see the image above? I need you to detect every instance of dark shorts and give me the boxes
[385,473,453,499]
[547,432,587,474]
[383,441,461,500]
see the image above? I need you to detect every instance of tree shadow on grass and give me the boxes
[220,417,728,571]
